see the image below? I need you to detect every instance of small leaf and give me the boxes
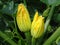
[43,7,50,17]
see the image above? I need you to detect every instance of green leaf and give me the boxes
[43,27,60,45]
[56,36,60,45]
[4,29,13,39]
[0,31,17,45]
[40,0,60,6]
[43,7,50,17]
[1,1,18,17]
[57,42,60,45]
[2,1,14,15]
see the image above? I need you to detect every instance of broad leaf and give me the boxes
[57,42,60,45]
[1,1,18,17]
[40,0,60,6]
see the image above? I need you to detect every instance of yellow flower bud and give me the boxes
[31,11,44,38]
[16,4,31,32]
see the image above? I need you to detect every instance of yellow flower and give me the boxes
[31,11,44,38]
[16,4,31,32]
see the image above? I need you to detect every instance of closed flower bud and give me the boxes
[16,4,31,32]
[43,7,50,17]
[31,11,44,38]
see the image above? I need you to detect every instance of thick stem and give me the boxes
[32,37,36,45]
[0,31,17,45]
[44,5,55,32]
[25,32,31,45]
[43,27,60,45]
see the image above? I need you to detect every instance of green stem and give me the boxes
[44,5,55,32]
[13,17,24,41]
[0,31,17,45]
[14,17,18,32]
[43,27,60,45]
[13,17,23,39]
[32,37,36,45]
[13,17,19,36]
[23,0,27,6]
[25,32,31,45]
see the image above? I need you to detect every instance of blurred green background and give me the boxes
[0,0,60,45]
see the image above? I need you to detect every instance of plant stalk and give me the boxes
[43,27,60,45]
[32,37,36,45]
[14,17,23,40]
[23,0,27,7]
[25,32,31,45]
[44,5,55,32]
[0,31,17,45]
